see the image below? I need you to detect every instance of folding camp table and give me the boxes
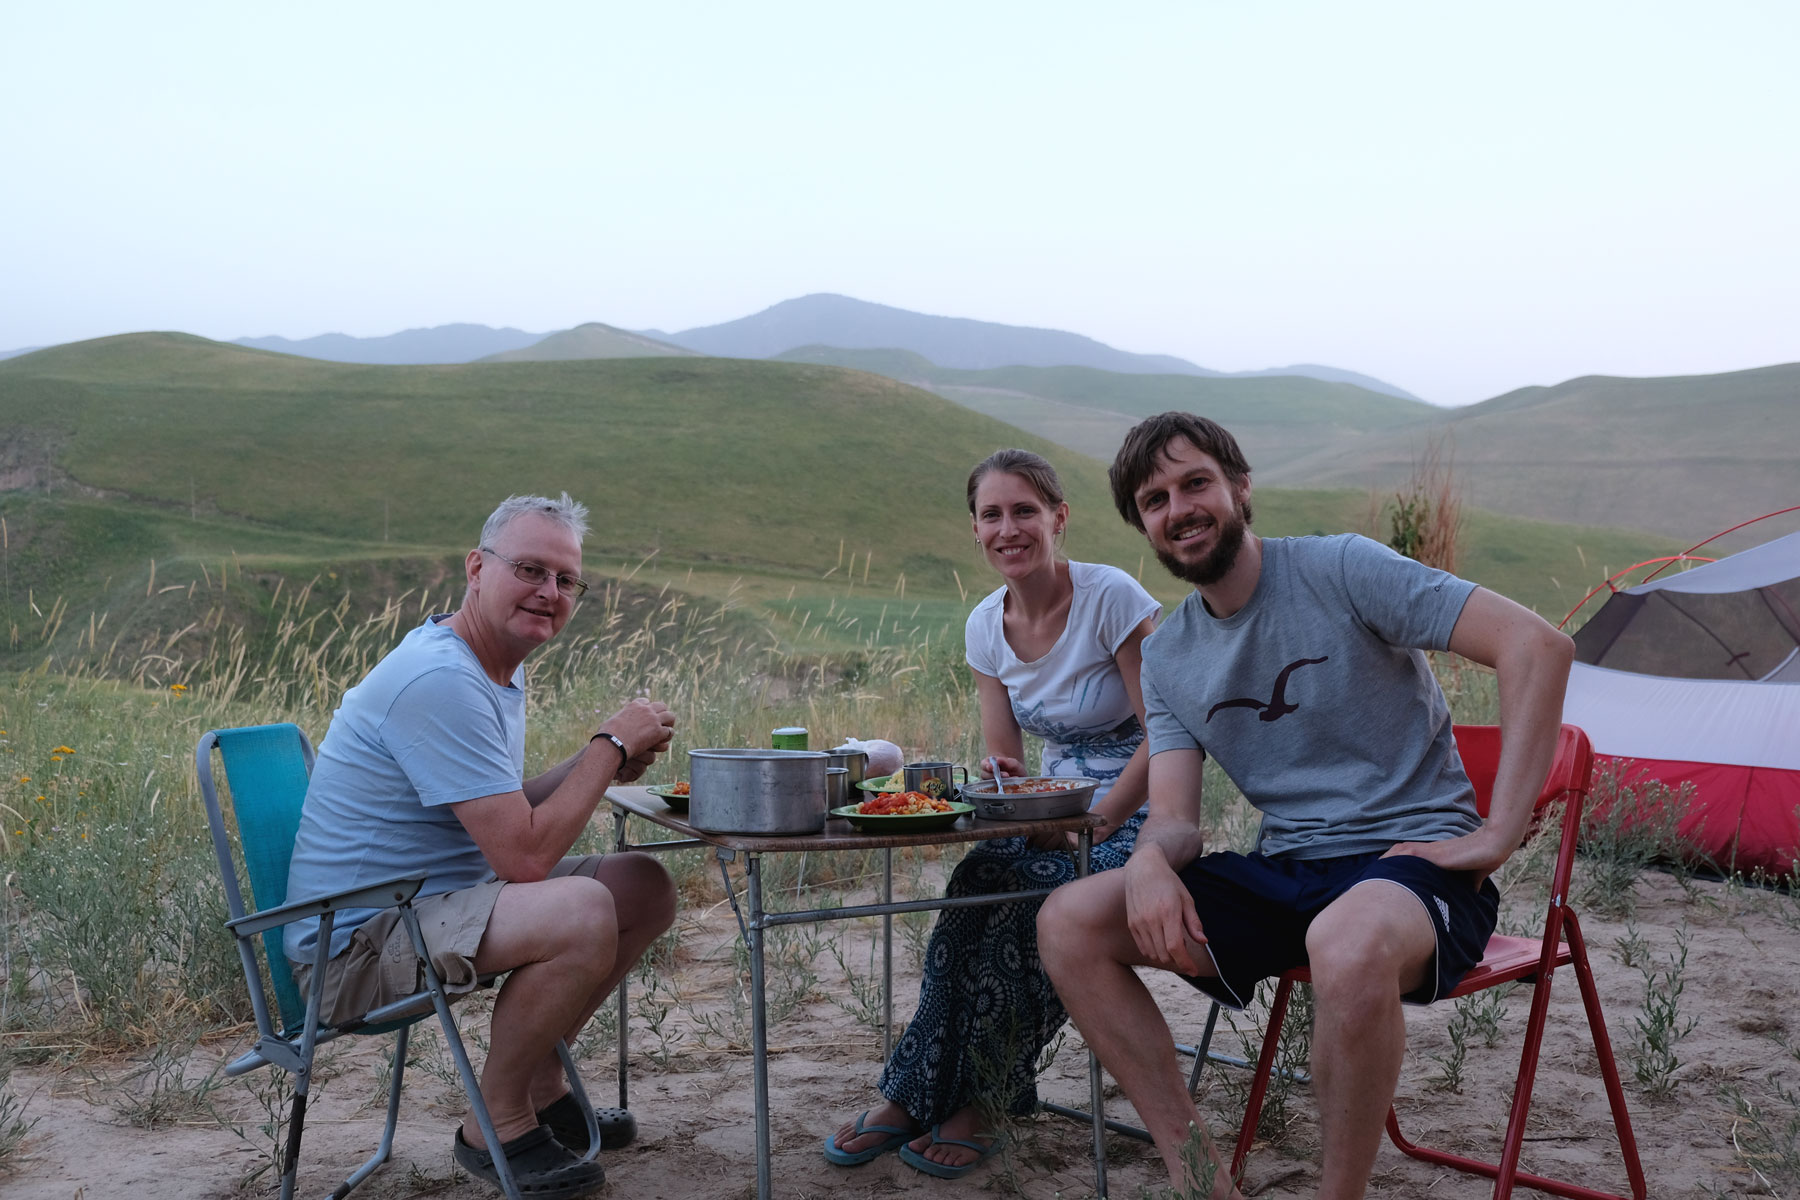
[603,786,1104,1200]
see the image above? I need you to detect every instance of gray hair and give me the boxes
[480,493,590,546]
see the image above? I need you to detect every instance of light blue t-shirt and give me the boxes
[284,617,526,962]
[1141,534,1480,859]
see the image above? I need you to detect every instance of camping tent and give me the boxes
[1563,530,1800,875]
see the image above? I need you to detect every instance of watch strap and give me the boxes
[591,730,630,760]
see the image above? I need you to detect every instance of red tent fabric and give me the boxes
[1564,531,1800,876]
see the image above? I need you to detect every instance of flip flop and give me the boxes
[822,1110,916,1166]
[897,1123,1005,1179]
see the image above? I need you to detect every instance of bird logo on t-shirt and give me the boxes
[1205,657,1329,723]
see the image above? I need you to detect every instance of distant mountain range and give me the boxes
[645,294,1424,401]
[1,294,1423,399]
[233,323,545,364]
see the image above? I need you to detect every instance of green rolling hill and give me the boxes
[480,322,696,362]
[1256,363,1800,543]
[0,334,1680,673]
[771,345,1439,474]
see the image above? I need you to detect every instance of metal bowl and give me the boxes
[958,776,1098,821]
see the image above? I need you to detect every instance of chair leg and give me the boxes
[1385,933,1645,1200]
[430,990,521,1200]
[279,1083,307,1200]
[1231,976,1294,1180]
[554,1039,602,1163]
[1565,913,1647,1200]
[1187,1001,1223,1095]
[1494,958,1561,1198]
[336,1024,411,1198]
[400,904,522,1200]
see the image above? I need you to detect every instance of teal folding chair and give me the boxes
[199,723,601,1200]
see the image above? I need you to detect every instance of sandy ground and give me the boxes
[5,868,1795,1199]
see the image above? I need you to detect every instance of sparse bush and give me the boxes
[1720,1073,1800,1191]
[1628,926,1697,1099]
[0,1061,36,1175]
[1430,984,1517,1093]
[1386,435,1464,575]
[95,1035,227,1128]
[1216,981,1313,1143]
[1578,765,1698,918]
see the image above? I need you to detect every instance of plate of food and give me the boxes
[831,792,974,832]
[645,782,690,812]
[854,772,905,794]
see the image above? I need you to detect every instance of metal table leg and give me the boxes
[1077,828,1108,1198]
[882,846,894,1062]
[612,808,630,1110]
[747,853,773,1200]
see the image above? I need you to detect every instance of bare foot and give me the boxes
[828,1099,920,1157]
[906,1104,999,1169]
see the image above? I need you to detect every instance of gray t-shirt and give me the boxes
[284,617,526,962]
[1141,534,1480,859]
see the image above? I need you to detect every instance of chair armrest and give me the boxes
[226,870,429,938]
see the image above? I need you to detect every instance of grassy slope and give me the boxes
[775,348,1800,546]
[773,345,1438,472]
[1257,363,1800,541]
[480,323,698,362]
[0,334,1678,672]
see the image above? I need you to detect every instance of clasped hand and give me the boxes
[597,698,676,783]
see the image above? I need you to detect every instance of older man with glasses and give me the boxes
[284,493,677,1199]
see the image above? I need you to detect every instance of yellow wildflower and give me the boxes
[54,745,74,754]
[18,776,29,783]
[50,755,63,762]
[170,683,189,693]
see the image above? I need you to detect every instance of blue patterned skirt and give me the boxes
[877,812,1144,1124]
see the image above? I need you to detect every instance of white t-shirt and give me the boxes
[964,560,1162,806]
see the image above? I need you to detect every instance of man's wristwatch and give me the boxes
[591,730,630,761]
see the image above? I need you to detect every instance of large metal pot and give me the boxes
[959,776,1098,821]
[687,748,829,834]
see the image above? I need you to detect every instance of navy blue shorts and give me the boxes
[1174,850,1499,1008]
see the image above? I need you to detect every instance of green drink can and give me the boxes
[770,726,809,750]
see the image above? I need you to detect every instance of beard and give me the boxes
[1154,505,1249,587]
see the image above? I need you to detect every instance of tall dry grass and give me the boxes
[1385,433,1465,575]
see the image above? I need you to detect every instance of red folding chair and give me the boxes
[1230,724,1646,1200]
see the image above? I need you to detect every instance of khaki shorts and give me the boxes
[290,854,606,1028]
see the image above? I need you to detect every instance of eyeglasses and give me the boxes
[480,547,590,598]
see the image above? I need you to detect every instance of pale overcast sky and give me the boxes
[3,1,1795,403]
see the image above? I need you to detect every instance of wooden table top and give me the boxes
[605,786,1103,852]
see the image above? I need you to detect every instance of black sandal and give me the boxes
[452,1124,606,1197]
[538,1092,637,1151]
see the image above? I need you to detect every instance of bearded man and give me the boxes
[1037,413,1574,1199]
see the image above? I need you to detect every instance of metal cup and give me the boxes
[902,760,968,800]
[825,746,869,791]
[825,766,850,809]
